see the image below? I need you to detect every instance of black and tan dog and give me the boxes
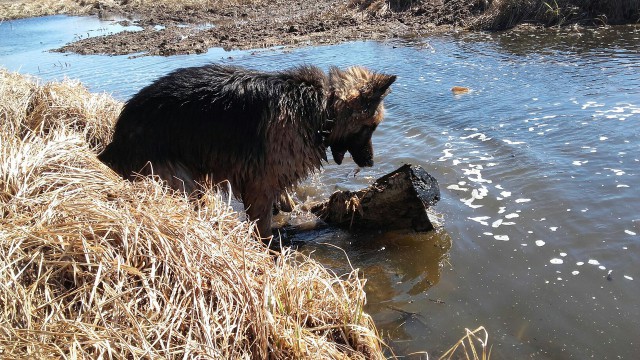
[99,64,396,239]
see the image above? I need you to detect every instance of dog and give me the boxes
[99,64,396,239]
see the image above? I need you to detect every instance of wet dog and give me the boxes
[99,64,396,239]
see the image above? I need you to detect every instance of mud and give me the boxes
[54,0,484,56]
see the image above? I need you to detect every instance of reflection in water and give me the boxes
[295,226,452,353]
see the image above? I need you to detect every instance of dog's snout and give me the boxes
[349,141,374,168]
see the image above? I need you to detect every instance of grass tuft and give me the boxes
[439,326,491,360]
[0,68,385,359]
[471,0,640,29]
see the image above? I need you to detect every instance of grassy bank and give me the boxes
[0,68,492,359]
[0,0,90,20]
[2,0,638,28]
[355,0,639,28]
[0,69,385,359]
[471,0,640,29]
[0,0,264,20]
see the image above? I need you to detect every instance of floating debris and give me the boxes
[451,86,470,95]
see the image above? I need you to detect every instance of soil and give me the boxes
[53,0,486,57]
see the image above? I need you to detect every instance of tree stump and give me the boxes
[310,164,440,232]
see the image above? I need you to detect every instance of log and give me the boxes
[310,164,440,232]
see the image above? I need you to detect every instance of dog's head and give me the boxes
[327,66,396,167]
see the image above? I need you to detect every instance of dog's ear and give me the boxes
[361,74,396,103]
[329,67,396,108]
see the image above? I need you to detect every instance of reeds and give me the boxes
[0,68,385,359]
[472,0,640,29]
[439,326,491,360]
[347,0,639,28]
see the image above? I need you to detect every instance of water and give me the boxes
[2,16,639,359]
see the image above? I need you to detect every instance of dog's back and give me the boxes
[99,64,329,196]
[100,63,395,238]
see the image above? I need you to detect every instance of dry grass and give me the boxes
[471,0,640,29]
[348,0,418,13]
[0,68,385,359]
[1,72,121,151]
[0,0,90,20]
[348,0,639,28]
[439,326,491,360]
[0,0,269,20]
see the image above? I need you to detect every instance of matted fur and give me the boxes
[99,64,396,238]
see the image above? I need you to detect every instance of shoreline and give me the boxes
[0,67,389,359]
[1,0,638,56]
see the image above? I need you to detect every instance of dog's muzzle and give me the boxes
[332,148,346,165]
[330,140,374,167]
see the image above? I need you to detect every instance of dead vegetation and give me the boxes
[0,68,386,359]
[2,0,636,57]
[439,326,492,360]
[0,66,495,359]
[2,0,637,29]
[471,0,640,29]
[1,0,285,21]
[350,0,639,28]
[0,0,90,20]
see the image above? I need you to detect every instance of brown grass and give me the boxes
[348,0,639,28]
[0,0,269,20]
[349,0,418,13]
[0,68,492,359]
[0,0,89,20]
[472,0,640,29]
[2,0,637,29]
[0,68,385,359]
[439,326,491,360]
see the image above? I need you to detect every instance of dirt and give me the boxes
[53,0,487,57]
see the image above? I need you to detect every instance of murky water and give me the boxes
[2,16,639,359]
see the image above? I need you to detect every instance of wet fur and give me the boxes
[99,64,395,238]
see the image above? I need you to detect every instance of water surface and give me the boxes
[2,16,639,359]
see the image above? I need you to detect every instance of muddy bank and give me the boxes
[4,0,639,56]
[52,0,455,56]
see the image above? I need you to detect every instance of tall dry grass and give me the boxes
[0,71,120,151]
[0,68,385,359]
[348,0,638,28]
[472,0,640,29]
[439,326,491,360]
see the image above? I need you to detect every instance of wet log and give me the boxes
[310,164,440,232]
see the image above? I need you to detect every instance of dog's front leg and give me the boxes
[242,190,275,242]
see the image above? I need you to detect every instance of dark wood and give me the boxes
[310,164,440,232]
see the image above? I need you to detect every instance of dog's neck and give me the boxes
[319,92,337,147]
[319,117,335,147]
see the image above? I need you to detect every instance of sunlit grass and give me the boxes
[471,0,640,29]
[0,0,89,20]
[0,67,495,359]
[439,326,492,360]
[0,68,385,359]
[0,0,270,20]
